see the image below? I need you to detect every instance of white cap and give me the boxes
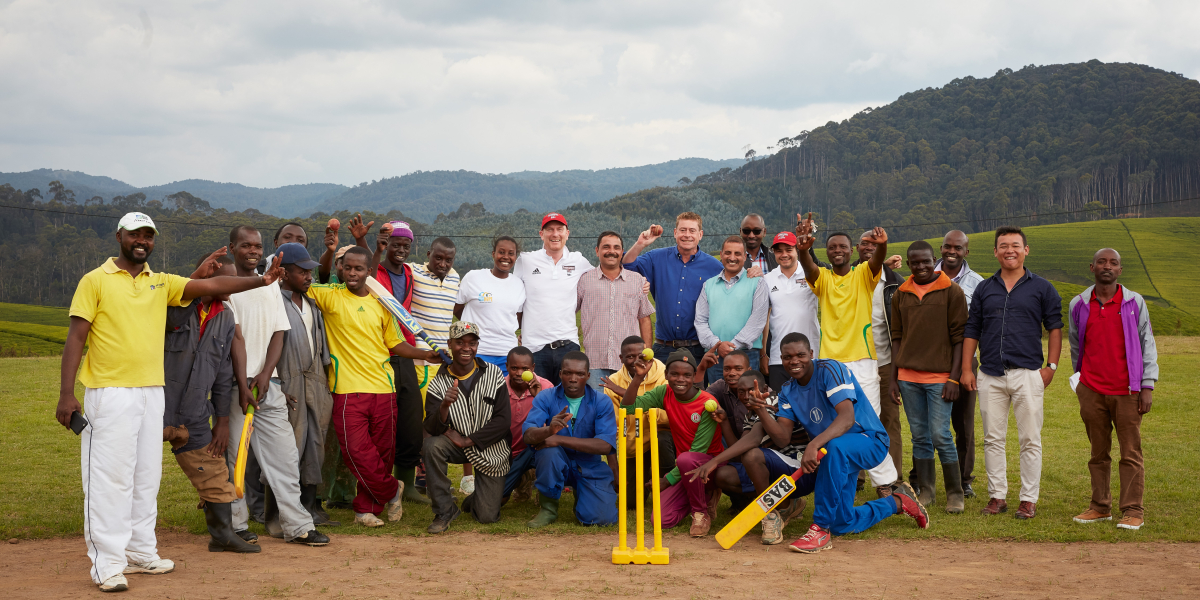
[117,212,158,234]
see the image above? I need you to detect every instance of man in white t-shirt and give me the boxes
[223,226,329,547]
[762,232,820,392]
[512,213,594,385]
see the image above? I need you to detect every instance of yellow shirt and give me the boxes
[811,264,882,362]
[306,283,404,394]
[69,258,191,388]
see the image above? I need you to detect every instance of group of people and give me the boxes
[56,207,1158,592]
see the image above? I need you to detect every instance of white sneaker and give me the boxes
[98,573,128,592]
[123,559,174,575]
[459,475,476,495]
[386,482,404,522]
[354,512,385,528]
[761,512,784,545]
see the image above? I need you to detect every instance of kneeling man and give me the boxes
[522,351,619,528]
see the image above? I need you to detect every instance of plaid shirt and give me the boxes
[576,268,655,370]
[748,245,770,274]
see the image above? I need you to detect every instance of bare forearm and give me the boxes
[961,338,978,367]
[232,326,249,389]
[623,242,648,264]
[949,342,963,381]
[798,250,819,284]
[552,436,612,455]
[318,248,333,281]
[261,332,285,378]
[1047,328,1062,365]
[639,316,653,345]
[183,275,264,301]
[523,425,557,447]
[59,324,88,396]
[868,242,887,275]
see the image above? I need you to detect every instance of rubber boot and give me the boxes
[913,458,937,507]
[263,484,284,539]
[942,462,965,514]
[302,484,341,527]
[204,502,261,553]
[395,466,431,505]
[526,492,559,529]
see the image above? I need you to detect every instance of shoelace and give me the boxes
[800,525,823,542]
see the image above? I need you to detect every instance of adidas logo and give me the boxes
[770,286,779,292]
[532,268,541,274]
[358,306,366,312]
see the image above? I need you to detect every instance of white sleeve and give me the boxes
[271,283,291,333]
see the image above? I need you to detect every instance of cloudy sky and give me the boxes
[2,0,1198,188]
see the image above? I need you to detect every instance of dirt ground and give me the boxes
[4,532,1199,599]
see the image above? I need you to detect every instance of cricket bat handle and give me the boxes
[415,330,452,364]
[787,447,828,480]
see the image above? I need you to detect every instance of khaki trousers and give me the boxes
[978,369,1044,502]
[175,447,238,504]
[1077,383,1144,518]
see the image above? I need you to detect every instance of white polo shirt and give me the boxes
[513,247,594,352]
[764,266,820,365]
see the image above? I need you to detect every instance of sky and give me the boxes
[2,0,1199,188]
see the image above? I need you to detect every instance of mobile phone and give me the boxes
[70,410,89,435]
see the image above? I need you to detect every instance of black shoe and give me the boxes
[963,483,976,498]
[301,484,341,527]
[205,503,261,553]
[235,529,259,544]
[326,500,352,510]
[427,505,462,534]
[287,530,330,546]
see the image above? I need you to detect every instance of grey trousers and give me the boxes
[226,381,315,539]
[422,434,504,523]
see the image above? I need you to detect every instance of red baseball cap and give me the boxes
[771,231,798,247]
[541,213,568,229]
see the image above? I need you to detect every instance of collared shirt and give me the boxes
[935,259,985,311]
[506,372,553,455]
[69,257,192,388]
[577,268,655,371]
[408,263,460,351]
[764,267,820,364]
[626,246,723,343]
[513,247,595,351]
[695,268,769,350]
[748,245,770,274]
[964,268,1064,377]
[1080,287,1129,395]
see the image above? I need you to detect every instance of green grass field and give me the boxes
[4,337,1197,543]
[0,302,70,327]
[0,303,70,356]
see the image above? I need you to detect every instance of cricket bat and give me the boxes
[233,402,255,499]
[714,448,826,550]
[364,276,452,364]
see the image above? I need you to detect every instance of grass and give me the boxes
[0,302,71,327]
[0,321,68,344]
[4,338,1198,543]
[0,332,63,357]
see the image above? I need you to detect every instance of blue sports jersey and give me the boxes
[775,359,887,442]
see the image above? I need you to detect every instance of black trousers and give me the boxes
[392,356,426,469]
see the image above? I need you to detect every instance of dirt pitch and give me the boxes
[5,532,1199,599]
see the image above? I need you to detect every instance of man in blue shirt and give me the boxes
[961,226,1063,520]
[521,351,619,528]
[770,333,929,554]
[622,212,724,369]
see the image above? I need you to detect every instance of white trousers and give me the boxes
[81,386,164,584]
[978,369,1044,502]
[845,358,899,487]
[225,381,314,539]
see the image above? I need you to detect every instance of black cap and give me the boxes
[275,243,319,270]
[664,349,696,371]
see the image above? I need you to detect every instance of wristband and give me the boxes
[946,379,959,385]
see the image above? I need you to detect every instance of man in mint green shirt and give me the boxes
[695,236,769,383]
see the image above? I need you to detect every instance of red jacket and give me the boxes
[375,262,416,346]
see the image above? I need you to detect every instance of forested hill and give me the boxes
[583,61,1200,242]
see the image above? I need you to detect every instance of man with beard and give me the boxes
[695,236,769,384]
[522,351,619,528]
[58,212,288,592]
[936,230,985,497]
[740,213,775,275]
[577,231,654,391]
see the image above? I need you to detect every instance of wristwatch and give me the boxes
[1047,363,1057,371]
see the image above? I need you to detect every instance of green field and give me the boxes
[4,337,1197,543]
[0,302,70,327]
[0,303,70,356]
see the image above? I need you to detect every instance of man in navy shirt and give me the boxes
[961,226,1063,520]
[770,333,929,554]
[622,212,723,369]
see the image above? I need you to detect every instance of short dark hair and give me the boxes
[722,235,746,251]
[430,236,456,251]
[273,222,304,243]
[994,226,1027,247]
[596,231,624,249]
[507,345,534,361]
[738,370,767,387]
[492,235,519,253]
[780,332,812,351]
[725,349,751,365]
[620,335,645,350]
[826,232,853,247]
[343,246,371,262]
[194,253,234,268]
[229,225,259,246]
[562,350,590,372]
[907,240,934,257]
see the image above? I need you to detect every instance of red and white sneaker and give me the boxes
[892,484,930,529]
[787,524,832,554]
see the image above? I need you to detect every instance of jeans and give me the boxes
[897,381,959,464]
[532,341,580,386]
[502,448,536,498]
[588,368,616,392]
[705,350,760,387]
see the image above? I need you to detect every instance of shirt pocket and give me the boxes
[164,333,192,384]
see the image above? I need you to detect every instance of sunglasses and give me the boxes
[741,228,763,235]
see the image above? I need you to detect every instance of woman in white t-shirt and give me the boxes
[454,236,526,374]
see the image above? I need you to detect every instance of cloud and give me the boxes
[0,0,1197,189]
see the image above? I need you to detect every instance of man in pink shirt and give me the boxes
[501,346,552,502]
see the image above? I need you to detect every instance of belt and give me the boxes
[659,339,700,348]
[547,340,574,350]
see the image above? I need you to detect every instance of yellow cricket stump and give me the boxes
[612,407,669,565]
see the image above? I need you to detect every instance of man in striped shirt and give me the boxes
[409,236,460,353]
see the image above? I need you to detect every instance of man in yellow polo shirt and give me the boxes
[305,246,441,528]
[57,212,287,593]
[795,214,900,497]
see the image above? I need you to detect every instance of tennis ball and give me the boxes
[521,371,534,383]
[641,348,654,361]
[327,218,340,232]
[704,399,718,412]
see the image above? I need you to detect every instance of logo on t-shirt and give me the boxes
[532,268,541,275]
[809,407,823,422]
[358,306,366,313]
[477,292,493,303]
[690,412,701,423]
[770,286,779,292]
[562,265,575,273]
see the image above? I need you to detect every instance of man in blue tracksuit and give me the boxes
[768,332,930,554]
[521,351,619,528]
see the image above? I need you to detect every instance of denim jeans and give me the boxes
[502,448,536,498]
[705,350,760,386]
[588,368,616,392]
[898,380,959,464]
[532,341,580,386]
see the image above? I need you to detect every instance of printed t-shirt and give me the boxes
[69,258,192,388]
[228,281,291,379]
[306,283,404,394]
[456,269,526,356]
[764,266,820,364]
[632,385,724,484]
[811,264,882,362]
[775,359,887,442]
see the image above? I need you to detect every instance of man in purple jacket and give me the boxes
[1067,248,1158,531]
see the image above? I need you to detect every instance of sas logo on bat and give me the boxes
[477,292,493,303]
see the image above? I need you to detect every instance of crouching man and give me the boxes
[521,351,619,528]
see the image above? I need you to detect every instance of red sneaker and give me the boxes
[892,484,930,529]
[787,524,832,554]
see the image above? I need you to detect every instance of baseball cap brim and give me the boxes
[290,258,320,270]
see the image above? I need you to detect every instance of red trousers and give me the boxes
[333,392,399,515]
